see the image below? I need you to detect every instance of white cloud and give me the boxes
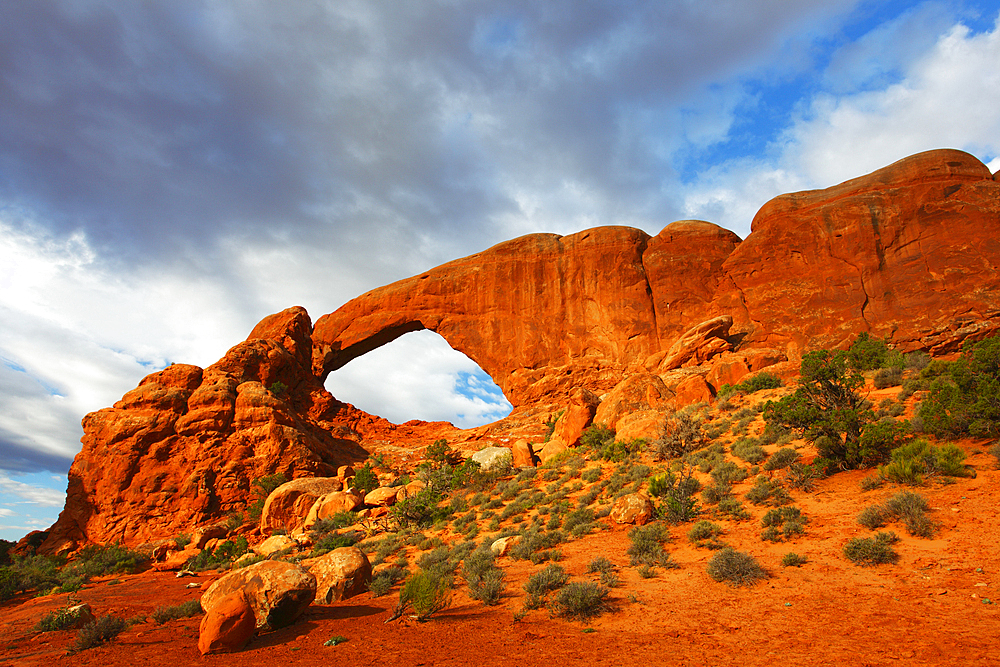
[324,330,511,429]
[684,11,1000,234]
[0,473,65,507]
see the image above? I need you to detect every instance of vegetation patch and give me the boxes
[706,548,767,587]
[844,532,900,566]
[551,582,609,621]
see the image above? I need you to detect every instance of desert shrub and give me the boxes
[389,486,446,529]
[718,497,752,521]
[701,483,731,505]
[562,507,598,538]
[185,536,251,571]
[904,350,931,370]
[67,544,148,578]
[35,606,90,632]
[879,439,972,485]
[874,367,904,389]
[247,473,287,520]
[397,570,452,620]
[731,438,767,465]
[918,336,1000,437]
[581,467,602,483]
[350,463,379,496]
[462,548,506,606]
[706,548,767,587]
[781,553,808,567]
[687,520,724,548]
[859,473,885,491]
[426,439,460,466]
[784,463,818,491]
[736,372,783,394]
[309,531,361,558]
[551,582,609,621]
[648,467,700,523]
[653,412,704,461]
[71,615,127,652]
[762,447,800,471]
[311,511,360,535]
[745,476,791,506]
[509,528,565,561]
[151,599,202,624]
[760,507,806,541]
[596,438,646,462]
[370,566,407,597]
[857,491,933,537]
[587,556,614,575]
[579,425,616,454]
[848,332,890,371]
[524,563,570,597]
[844,532,899,566]
[764,349,880,471]
[626,523,674,567]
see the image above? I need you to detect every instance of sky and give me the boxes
[2,0,1000,542]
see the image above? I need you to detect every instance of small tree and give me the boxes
[764,349,876,472]
[918,336,1000,437]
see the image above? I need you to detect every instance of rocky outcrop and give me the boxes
[307,546,372,604]
[41,308,371,553]
[716,149,1000,353]
[199,591,256,655]
[259,477,342,536]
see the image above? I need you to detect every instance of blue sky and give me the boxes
[2,0,1000,541]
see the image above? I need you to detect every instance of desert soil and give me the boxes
[4,441,1000,667]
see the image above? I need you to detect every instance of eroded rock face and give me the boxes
[716,149,1000,353]
[42,307,371,553]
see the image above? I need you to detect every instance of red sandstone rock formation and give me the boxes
[41,148,1000,553]
[41,308,372,554]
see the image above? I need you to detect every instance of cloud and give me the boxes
[683,8,1000,236]
[0,473,66,507]
[324,330,511,429]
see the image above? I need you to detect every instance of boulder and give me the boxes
[549,388,601,449]
[201,560,316,630]
[363,486,399,507]
[193,525,230,550]
[671,374,714,407]
[302,491,362,530]
[613,410,664,442]
[594,374,673,431]
[491,535,520,557]
[151,546,201,572]
[658,316,733,371]
[470,447,514,472]
[64,603,96,629]
[199,590,256,655]
[260,477,343,535]
[253,534,296,557]
[537,439,569,464]
[609,493,654,525]
[512,439,536,468]
[307,546,373,604]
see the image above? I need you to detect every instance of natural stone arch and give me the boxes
[323,328,512,427]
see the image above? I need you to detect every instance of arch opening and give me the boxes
[323,329,512,428]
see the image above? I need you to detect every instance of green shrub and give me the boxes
[462,548,506,606]
[764,349,877,470]
[581,467,602,483]
[579,425,616,454]
[587,556,614,575]
[781,553,808,567]
[397,570,452,620]
[184,536,250,571]
[762,447,800,471]
[735,372,783,394]
[784,462,818,491]
[905,351,932,370]
[626,523,673,567]
[687,520,723,546]
[523,564,569,597]
[706,548,767,586]
[731,438,767,465]
[844,532,899,566]
[648,468,700,523]
[350,463,379,496]
[34,605,90,632]
[848,332,890,371]
[369,566,407,597]
[426,439,459,466]
[745,476,791,506]
[918,336,1000,437]
[71,614,127,652]
[879,439,972,485]
[389,486,445,529]
[552,582,608,621]
[718,497,752,521]
[151,599,202,624]
[874,367,904,389]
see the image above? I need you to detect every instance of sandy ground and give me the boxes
[4,437,1000,667]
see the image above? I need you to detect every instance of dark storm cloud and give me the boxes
[0,0,858,271]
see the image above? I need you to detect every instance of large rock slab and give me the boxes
[471,446,514,472]
[199,590,256,655]
[201,560,316,630]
